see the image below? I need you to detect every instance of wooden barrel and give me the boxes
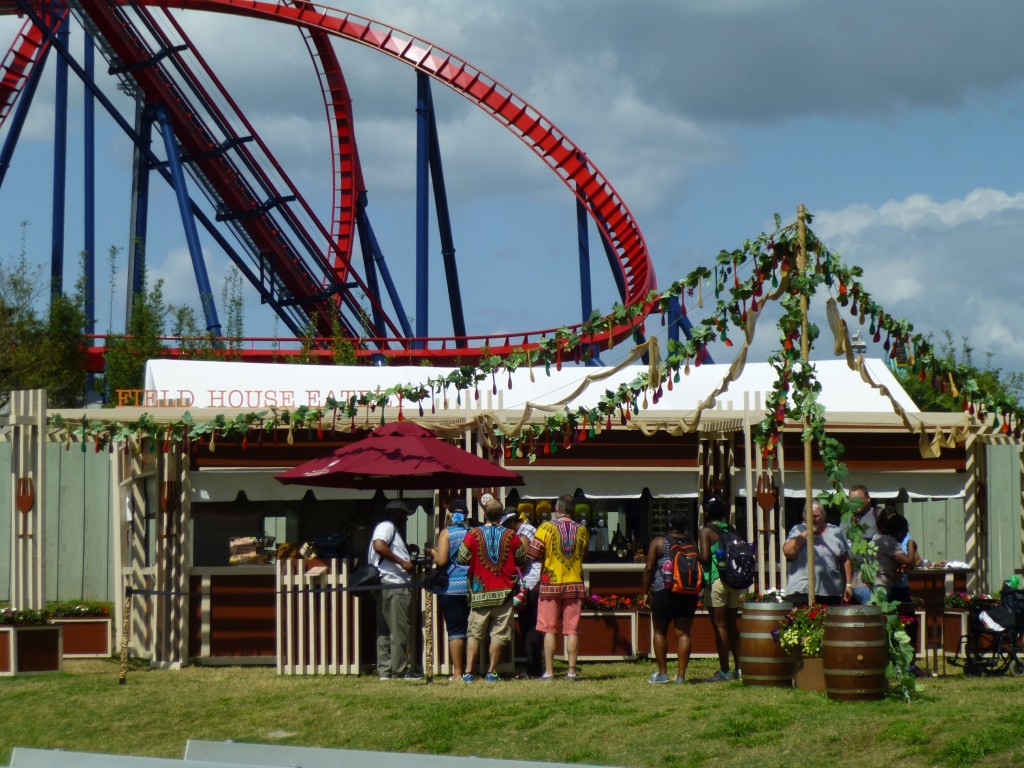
[822,605,888,701]
[739,602,795,687]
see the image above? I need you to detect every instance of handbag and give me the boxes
[348,564,381,595]
[423,568,449,595]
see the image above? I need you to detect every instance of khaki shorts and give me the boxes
[467,601,515,645]
[705,578,743,609]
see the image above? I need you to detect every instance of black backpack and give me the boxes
[715,526,756,590]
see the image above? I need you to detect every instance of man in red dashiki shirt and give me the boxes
[527,493,589,680]
[456,497,527,682]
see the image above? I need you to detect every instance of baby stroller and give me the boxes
[948,585,1024,676]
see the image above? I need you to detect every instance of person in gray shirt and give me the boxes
[783,499,853,607]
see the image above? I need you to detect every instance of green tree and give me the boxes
[41,271,88,407]
[896,332,1023,413]
[104,272,166,402]
[221,267,245,360]
[167,304,216,360]
[0,233,88,410]
[330,313,357,365]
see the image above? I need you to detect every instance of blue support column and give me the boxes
[414,73,430,348]
[49,19,70,301]
[576,191,603,366]
[152,106,222,337]
[355,194,385,338]
[667,295,681,344]
[126,99,152,322]
[83,34,95,338]
[355,193,412,339]
[423,78,466,344]
[576,194,593,321]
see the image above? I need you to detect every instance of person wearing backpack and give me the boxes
[639,511,701,683]
[698,495,747,682]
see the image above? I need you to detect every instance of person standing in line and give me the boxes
[369,499,422,680]
[698,496,742,682]
[639,511,699,684]
[869,508,916,602]
[426,498,471,682]
[528,493,589,681]
[456,497,527,682]
[783,499,853,607]
[502,505,543,678]
[845,484,882,604]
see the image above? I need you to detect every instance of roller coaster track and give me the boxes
[1,0,658,364]
[0,10,61,126]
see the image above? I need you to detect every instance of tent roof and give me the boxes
[132,355,919,412]
[43,357,975,435]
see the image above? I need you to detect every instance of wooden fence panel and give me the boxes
[904,497,966,566]
[0,442,11,602]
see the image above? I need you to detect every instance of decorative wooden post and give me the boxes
[154,439,190,667]
[4,389,46,610]
[797,204,816,604]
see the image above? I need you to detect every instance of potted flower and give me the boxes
[741,589,789,604]
[774,604,828,691]
[574,594,636,659]
[47,601,114,658]
[0,606,62,676]
[944,591,994,610]
[0,607,51,626]
[586,593,635,611]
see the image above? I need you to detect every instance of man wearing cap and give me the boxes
[456,496,527,682]
[370,499,421,680]
[528,493,589,680]
[502,505,543,678]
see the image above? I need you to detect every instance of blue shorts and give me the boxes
[439,594,469,639]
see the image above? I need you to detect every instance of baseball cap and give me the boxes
[450,499,468,514]
[499,509,518,526]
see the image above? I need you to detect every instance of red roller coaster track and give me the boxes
[1,1,658,366]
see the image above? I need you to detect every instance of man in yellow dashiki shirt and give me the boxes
[527,493,589,680]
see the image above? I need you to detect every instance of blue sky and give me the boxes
[2,1,1024,378]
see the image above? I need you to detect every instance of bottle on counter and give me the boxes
[612,526,628,560]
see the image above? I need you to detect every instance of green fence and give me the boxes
[1,442,114,604]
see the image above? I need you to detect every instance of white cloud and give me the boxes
[813,189,1024,374]
[817,189,1024,238]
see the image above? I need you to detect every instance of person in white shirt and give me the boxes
[370,499,421,680]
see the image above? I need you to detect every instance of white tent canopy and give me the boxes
[142,357,919,415]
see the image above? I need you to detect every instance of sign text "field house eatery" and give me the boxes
[115,388,393,409]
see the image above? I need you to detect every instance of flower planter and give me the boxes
[739,602,794,687]
[552,611,636,660]
[822,605,887,702]
[943,610,968,655]
[0,625,63,675]
[51,617,113,658]
[638,610,717,659]
[793,655,825,691]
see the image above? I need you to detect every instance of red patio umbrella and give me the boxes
[274,421,524,491]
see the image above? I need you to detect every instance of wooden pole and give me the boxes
[118,580,132,685]
[797,204,816,605]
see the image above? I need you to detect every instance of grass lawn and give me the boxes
[2,658,1023,768]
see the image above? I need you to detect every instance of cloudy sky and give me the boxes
[2,0,1023,377]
